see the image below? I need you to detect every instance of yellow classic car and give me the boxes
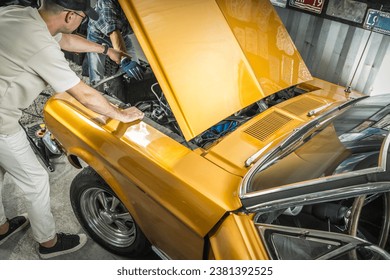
[43,0,390,259]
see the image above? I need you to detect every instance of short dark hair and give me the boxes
[41,0,98,20]
[40,0,64,14]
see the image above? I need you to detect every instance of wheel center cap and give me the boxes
[101,211,114,224]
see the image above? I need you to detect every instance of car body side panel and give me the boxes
[44,94,243,258]
[105,166,205,259]
[119,0,312,140]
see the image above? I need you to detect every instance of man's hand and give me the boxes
[118,106,144,123]
[93,106,144,124]
[121,57,144,81]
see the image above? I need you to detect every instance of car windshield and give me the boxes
[246,95,390,193]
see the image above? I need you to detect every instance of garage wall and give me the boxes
[275,7,390,96]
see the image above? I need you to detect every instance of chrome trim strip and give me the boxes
[317,243,359,260]
[364,245,390,259]
[249,182,390,214]
[151,246,171,260]
[318,244,390,260]
[380,132,390,172]
[242,167,381,200]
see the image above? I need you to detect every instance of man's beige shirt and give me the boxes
[0,6,80,134]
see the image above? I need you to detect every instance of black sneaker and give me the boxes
[0,214,29,246]
[38,233,87,259]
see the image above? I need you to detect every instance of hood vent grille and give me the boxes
[244,112,292,142]
[280,97,324,116]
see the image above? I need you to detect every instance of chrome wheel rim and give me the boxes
[80,187,136,248]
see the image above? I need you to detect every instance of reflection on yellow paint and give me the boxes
[276,26,294,56]
[217,0,312,95]
[282,55,294,84]
[299,61,312,82]
[124,122,151,148]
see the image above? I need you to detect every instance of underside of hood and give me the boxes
[120,0,312,140]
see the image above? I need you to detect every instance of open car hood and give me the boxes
[120,0,312,140]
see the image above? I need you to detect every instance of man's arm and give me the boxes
[109,30,127,55]
[59,33,129,63]
[66,80,144,123]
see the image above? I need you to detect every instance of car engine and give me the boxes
[105,64,305,149]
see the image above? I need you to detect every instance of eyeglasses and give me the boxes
[64,9,89,25]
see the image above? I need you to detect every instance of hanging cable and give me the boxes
[345,5,383,94]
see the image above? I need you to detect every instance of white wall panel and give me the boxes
[276,7,390,95]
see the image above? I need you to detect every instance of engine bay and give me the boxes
[105,64,306,150]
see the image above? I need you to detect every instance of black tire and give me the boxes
[70,166,151,257]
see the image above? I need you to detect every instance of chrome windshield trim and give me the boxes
[248,182,390,214]
[242,166,381,200]
[240,113,390,210]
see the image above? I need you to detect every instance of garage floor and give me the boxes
[0,154,157,260]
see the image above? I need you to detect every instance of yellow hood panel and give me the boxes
[120,0,312,140]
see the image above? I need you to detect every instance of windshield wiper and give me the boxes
[279,120,320,150]
[282,96,369,147]
[307,103,333,117]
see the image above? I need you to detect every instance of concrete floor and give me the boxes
[0,153,156,260]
